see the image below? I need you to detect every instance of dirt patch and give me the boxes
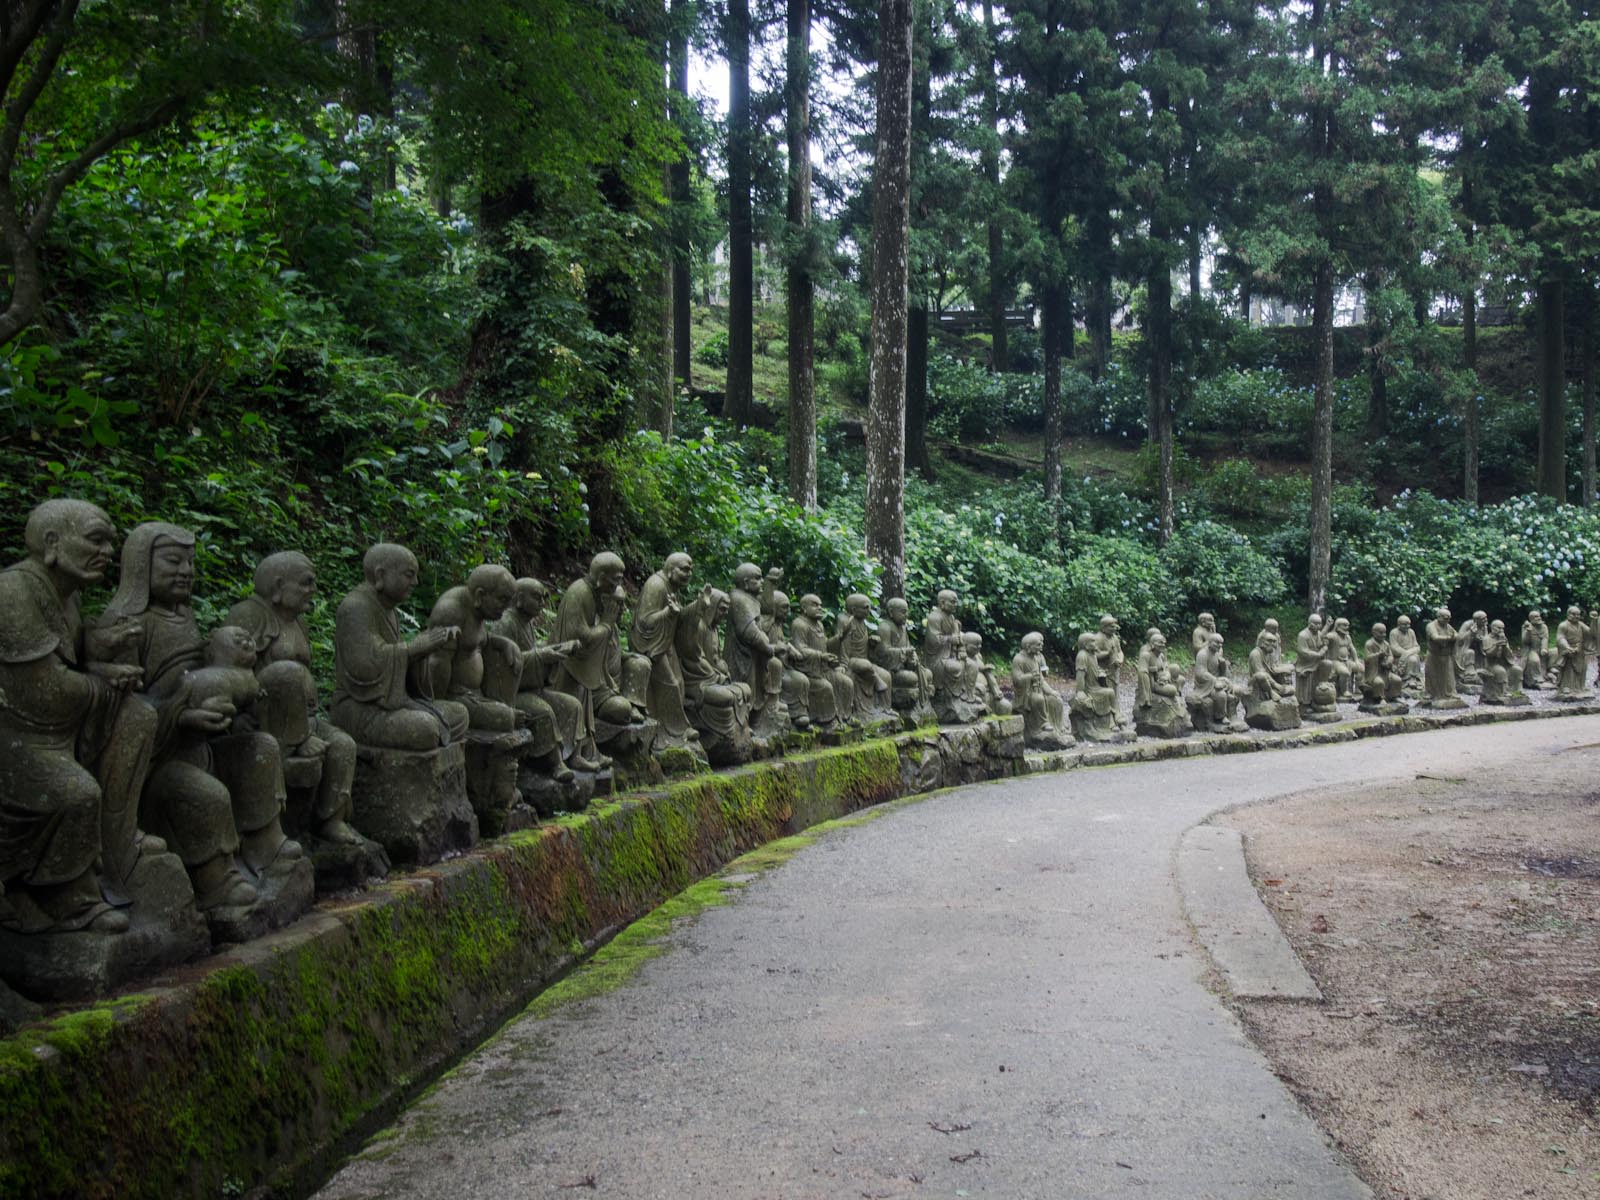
[1218,758,1600,1198]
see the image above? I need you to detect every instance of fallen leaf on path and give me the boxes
[557,1176,597,1190]
[1310,914,1331,933]
[928,1122,973,1135]
[950,1150,983,1164]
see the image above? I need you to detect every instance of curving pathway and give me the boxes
[318,715,1600,1200]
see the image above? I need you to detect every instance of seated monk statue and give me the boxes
[1389,614,1423,694]
[1423,607,1463,704]
[1553,605,1591,699]
[1011,632,1068,747]
[0,500,162,935]
[726,563,791,738]
[1069,630,1127,742]
[630,553,699,749]
[832,594,893,720]
[552,552,648,762]
[1187,631,1244,731]
[1479,618,1527,705]
[760,589,812,732]
[676,586,753,763]
[1359,622,1405,710]
[920,590,978,705]
[226,551,361,845]
[790,593,857,731]
[1294,614,1334,711]
[1328,617,1357,698]
[97,522,301,915]
[962,631,1009,715]
[1520,609,1550,689]
[489,578,594,771]
[1249,628,1295,701]
[332,543,467,752]
[1134,628,1190,738]
[871,597,934,721]
[1095,615,1125,684]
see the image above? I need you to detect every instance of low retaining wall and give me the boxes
[3,701,1596,1200]
[0,718,1025,1200]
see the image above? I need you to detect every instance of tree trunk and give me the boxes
[1086,210,1112,381]
[1365,272,1387,439]
[1189,227,1202,300]
[786,0,816,507]
[670,0,693,398]
[725,0,755,425]
[1462,229,1479,504]
[907,303,932,477]
[866,0,915,600]
[1536,273,1567,500]
[980,0,1006,373]
[1148,254,1174,546]
[1308,259,1335,614]
[1042,280,1066,506]
[1583,283,1596,508]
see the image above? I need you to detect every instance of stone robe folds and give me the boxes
[676,596,749,739]
[1012,649,1065,734]
[490,609,583,758]
[631,572,692,740]
[833,613,890,716]
[1520,618,1549,688]
[1423,618,1459,701]
[1555,617,1590,695]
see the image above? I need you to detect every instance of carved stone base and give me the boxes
[519,767,587,819]
[1557,688,1596,702]
[207,852,315,946]
[934,692,988,725]
[1068,701,1133,744]
[464,727,536,838]
[1022,723,1075,751]
[1422,695,1470,710]
[1244,697,1302,731]
[306,834,390,894]
[698,723,754,769]
[596,717,663,790]
[1357,699,1411,716]
[0,850,208,1001]
[1478,690,1531,708]
[1186,695,1246,734]
[1133,696,1193,739]
[1301,705,1345,724]
[351,742,476,867]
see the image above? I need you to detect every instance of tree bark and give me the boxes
[866,0,915,600]
[786,0,816,506]
[1462,223,1479,503]
[1583,283,1596,508]
[1148,254,1174,546]
[670,0,693,399]
[1536,273,1567,500]
[1042,280,1066,506]
[1087,210,1112,381]
[980,0,1006,373]
[1307,0,1335,615]
[1365,272,1387,439]
[907,303,932,477]
[725,0,755,426]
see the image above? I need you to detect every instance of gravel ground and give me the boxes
[1221,756,1600,1199]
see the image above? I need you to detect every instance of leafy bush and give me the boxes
[1161,520,1287,620]
[696,329,730,368]
[1061,535,1182,638]
[926,353,1040,442]
[1063,360,1145,439]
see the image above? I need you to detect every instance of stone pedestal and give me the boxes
[1357,698,1411,716]
[697,722,753,769]
[0,849,208,1000]
[1244,696,1301,731]
[518,766,588,820]
[351,742,476,867]
[1422,695,1470,711]
[1134,696,1193,739]
[1068,698,1133,744]
[596,716,664,791]
[892,685,937,730]
[1022,722,1075,751]
[934,692,988,726]
[207,851,316,947]
[1186,694,1246,734]
[464,727,535,838]
[305,834,390,894]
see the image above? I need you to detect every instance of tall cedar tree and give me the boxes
[787,0,818,507]
[867,0,915,598]
[725,0,755,425]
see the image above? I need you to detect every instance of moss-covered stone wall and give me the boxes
[0,721,1007,1200]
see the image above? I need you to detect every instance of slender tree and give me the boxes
[866,0,915,598]
[670,0,694,402]
[786,0,818,506]
[725,0,755,424]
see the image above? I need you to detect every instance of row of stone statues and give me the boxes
[5,497,1598,1000]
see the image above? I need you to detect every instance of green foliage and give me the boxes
[1160,520,1287,621]
[696,329,730,368]
[925,353,1040,442]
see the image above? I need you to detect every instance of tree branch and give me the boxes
[0,0,57,107]
[0,0,78,180]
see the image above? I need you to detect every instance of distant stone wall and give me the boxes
[0,718,1026,1200]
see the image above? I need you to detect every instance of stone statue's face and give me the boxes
[1209,633,1224,650]
[1335,618,1349,632]
[773,598,790,621]
[514,585,546,617]
[374,555,420,605]
[1569,606,1583,621]
[598,566,624,593]
[1200,615,1215,628]
[887,600,908,622]
[275,564,317,616]
[1372,624,1386,639]
[712,596,729,621]
[1151,634,1166,651]
[740,575,761,594]
[848,597,869,618]
[1491,620,1505,635]
[148,540,195,606]
[938,592,958,614]
[801,596,822,619]
[46,510,117,586]
[1438,608,1451,621]
[666,560,692,589]
[213,626,257,668]
[476,578,515,621]
[1398,616,1411,629]
[1309,615,1323,631]
[1023,634,1042,653]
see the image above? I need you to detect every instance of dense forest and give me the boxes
[1,0,1598,669]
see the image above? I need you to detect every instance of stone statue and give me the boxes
[1422,607,1468,709]
[1327,617,1358,699]
[1520,609,1550,690]
[629,554,700,752]
[961,631,1010,716]
[789,593,857,734]
[226,551,362,847]
[921,590,983,724]
[762,590,815,733]
[832,594,894,722]
[1191,612,1218,659]
[0,501,207,997]
[1294,615,1338,720]
[331,543,476,864]
[1388,614,1423,697]
[419,565,539,833]
[677,586,753,764]
[1069,630,1131,743]
[99,522,310,936]
[1479,619,1530,706]
[491,577,594,772]
[1187,631,1246,733]
[1245,627,1300,730]
[1133,628,1192,739]
[1453,610,1487,694]
[1553,605,1592,700]
[1010,632,1071,750]
[552,553,652,765]
[726,563,793,741]
[1358,623,1407,715]
[870,597,935,727]
[1094,615,1125,685]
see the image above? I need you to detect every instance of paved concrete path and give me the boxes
[318,716,1600,1200]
